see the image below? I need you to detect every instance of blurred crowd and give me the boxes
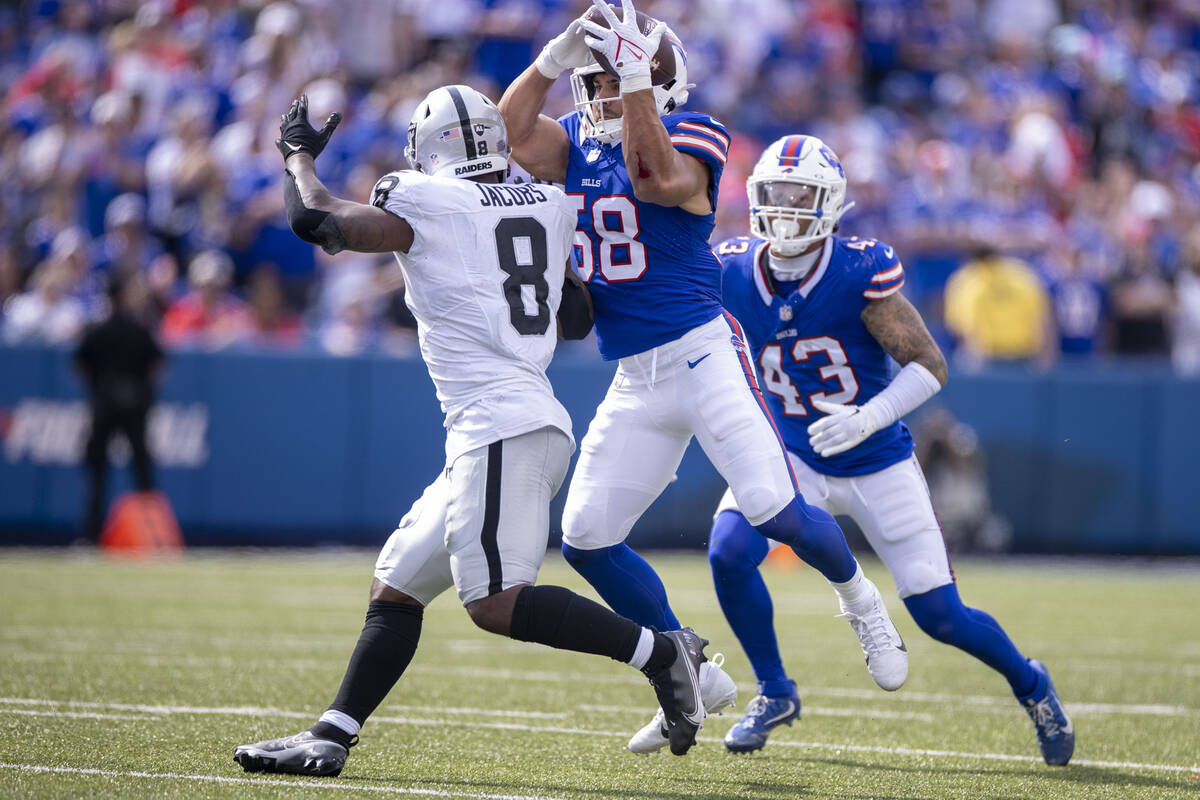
[1,0,1198,371]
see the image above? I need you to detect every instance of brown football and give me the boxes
[583,5,677,86]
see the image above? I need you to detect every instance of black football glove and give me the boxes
[275,94,341,162]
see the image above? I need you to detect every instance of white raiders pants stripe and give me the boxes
[716,452,954,598]
[561,314,800,552]
[374,426,572,606]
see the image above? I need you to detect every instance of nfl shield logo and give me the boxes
[780,305,793,321]
[587,149,601,163]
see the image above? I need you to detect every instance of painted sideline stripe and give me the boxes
[0,763,569,800]
[2,699,1195,774]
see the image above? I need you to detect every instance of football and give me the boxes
[583,5,677,86]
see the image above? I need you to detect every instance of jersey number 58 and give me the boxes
[569,194,648,282]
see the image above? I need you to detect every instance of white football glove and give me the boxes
[807,398,881,458]
[580,0,666,93]
[534,17,593,79]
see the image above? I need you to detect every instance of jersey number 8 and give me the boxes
[494,217,550,336]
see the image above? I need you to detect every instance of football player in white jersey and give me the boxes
[233,87,716,778]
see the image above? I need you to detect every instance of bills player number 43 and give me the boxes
[759,337,860,416]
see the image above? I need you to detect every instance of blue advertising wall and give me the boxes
[1,345,1197,553]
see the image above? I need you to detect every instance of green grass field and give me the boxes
[1,550,1197,799]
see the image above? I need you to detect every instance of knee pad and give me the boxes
[707,511,769,576]
[735,485,793,527]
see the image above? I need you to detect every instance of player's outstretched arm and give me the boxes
[284,155,413,255]
[557,262,594,340]
[808,291,946,458]
[579,0,709,212]
[275,95,414,255]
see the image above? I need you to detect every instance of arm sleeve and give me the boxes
[863,361,943,427]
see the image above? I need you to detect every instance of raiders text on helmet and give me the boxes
[405,85,510,179]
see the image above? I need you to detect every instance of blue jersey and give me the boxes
[718,234,914,477]
[559,111,730,360]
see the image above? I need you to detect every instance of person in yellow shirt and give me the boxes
[943,246,1052,363]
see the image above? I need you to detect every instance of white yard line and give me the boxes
[1,698,1196,774]
[578,704,933,722]
[1,709,153,721]
[0,763,570,800]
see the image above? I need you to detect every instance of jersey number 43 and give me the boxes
[759,337,859,416]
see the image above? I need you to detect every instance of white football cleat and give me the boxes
[838,578,908,691]
[628,653,738,754]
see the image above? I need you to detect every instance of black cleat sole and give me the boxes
[233,750,342,777]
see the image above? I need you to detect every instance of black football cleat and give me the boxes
[234,730,355,777]
[644,628,709,755]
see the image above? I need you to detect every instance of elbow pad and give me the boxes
[557,272,594,340]
[283,170,346,255]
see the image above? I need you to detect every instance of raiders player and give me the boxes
[233,87,714,778]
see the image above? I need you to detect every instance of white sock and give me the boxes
[627,627,657,670]
[830,564,875,612]
[318,709,361,737]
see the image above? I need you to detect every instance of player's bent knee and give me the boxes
[561,541,603,570]
[904,583,966,644]
[707,512,765,575]
[369,578,423,606]
[895,559,952,599]
[736,487,793,528]
[465,589,521,636]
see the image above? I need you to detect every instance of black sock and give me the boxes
[323,600,423,729]
[309,720,355,748]
[641,633,677,676]
[509,585,643,663]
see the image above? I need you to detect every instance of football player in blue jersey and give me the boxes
[501,0,909,753]
[709,134,1074,764]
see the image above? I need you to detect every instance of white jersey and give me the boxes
[371,170,577,462]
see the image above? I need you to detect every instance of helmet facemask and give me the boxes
[570,63,624,144]
[569,29,691,145]
[748,178,838,256]
[748,135,853,257]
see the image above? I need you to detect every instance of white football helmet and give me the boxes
[569,27,691,144]
[405,85,509,179]
[748,135,855,256]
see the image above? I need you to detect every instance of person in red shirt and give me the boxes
[160,250,248,348]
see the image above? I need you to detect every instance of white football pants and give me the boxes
[716,452,953,598]
[562,313,799,551]
[374,426,572,605]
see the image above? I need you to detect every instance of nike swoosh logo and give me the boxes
[687,354,711,369]
[765,701,797,726]
[884,246,895,258]
[284,142,303,152]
